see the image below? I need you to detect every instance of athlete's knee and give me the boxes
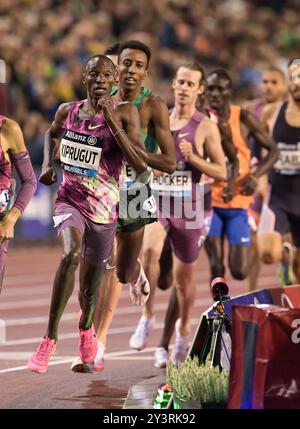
[143,248,160,273]
[230,266,248,280]
[257,231,282,264]
[61,247,80,270]
[116,267,132,284]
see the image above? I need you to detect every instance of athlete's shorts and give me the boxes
[117,182,157,233]
[54,202,116,267]
[208,207,251,246]
[0,240,9,293]
[160,207,212,263]
[269,194,300,248]
[159,208,203,263]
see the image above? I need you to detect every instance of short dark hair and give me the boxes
[207,69,232,88]
[288,58,300,68]
[118,40,151,68]
[104,43,120,56]
[85,54,115,70]
[264,66,285,79]
[177,61,206,84]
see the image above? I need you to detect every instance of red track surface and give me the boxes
[0,244,279,409]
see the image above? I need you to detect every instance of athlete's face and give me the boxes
[82,58,116,100]
[118,49,148,90]
[288,63,300,102]
[172,67,204,107]
[261,70,286,103]
[206,75,231,112]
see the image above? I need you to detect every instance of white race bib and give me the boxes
[151,171,192,196]
[60,130,103,177]
[274,142,300,175]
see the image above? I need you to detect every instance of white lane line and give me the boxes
[3,297,211,327]
[0,296,78,310]
[0,276,278,309]
[0,346,160,374]
[0,314,204,347]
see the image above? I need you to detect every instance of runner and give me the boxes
[129,61,226,366]
[243,66,286,290]
[0,116,36,291]
[71,40,176,372]
[257,59,300,284]
[204,69,278,284]
[27,54,147,373]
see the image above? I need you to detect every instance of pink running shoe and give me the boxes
[27,337,56,373]
[79,325,98,364]
[94,341,106,372]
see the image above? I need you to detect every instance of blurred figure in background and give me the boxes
[0,115,36,291]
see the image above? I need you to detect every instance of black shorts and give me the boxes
[269,183,300,247]
[117,182,158,233]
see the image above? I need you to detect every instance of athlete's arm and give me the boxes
[101,100,148,174]
[40,102,71,185]
[183,118,226,180]
[147,97,176,174]
[0,118,37,241]
[241,108,278,177]
[217,119,239,201]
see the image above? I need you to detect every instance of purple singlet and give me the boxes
[56,101,124,224]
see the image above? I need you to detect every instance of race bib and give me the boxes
[0,189,10,214]
[60,130,103,177]
[151,171,192,196]
[120,163,151,190]
[274,142,300,175]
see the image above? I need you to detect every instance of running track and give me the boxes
[0,245,279,409]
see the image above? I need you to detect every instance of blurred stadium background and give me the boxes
[0,0,299,243]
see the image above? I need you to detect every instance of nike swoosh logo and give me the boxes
[102,257,110,263]
[106,263,116,270]
[88,124,104,130]
[178,132,189,138]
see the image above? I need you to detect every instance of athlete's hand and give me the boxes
[179,140,193,161]
[129,279,150,306]
[129,264,150,306]
[39,165,57,186]
[222,185,234,203]
[0,215,15,242]
[240,174,257,196]
[97,97,115,122]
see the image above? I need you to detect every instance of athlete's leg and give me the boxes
[93,244,119,345]
[173,256,197,336]
[247,231,261,291]
[116,227,145,284]
[257,203,287,264]
[157,286,179,350]
[129,221,166,351]
[204,208,225,279]
[0,240,9,293]
[204,236,225,279]
[293,248,300,283]
[141,221,167,318]
[46,227,81,340]
[228,244,250,280]
[28,226,81,373]
[289,215,300,283]
[78,259,105,329]
[157,235,173,291]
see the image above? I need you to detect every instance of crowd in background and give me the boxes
[0,0,300,165]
